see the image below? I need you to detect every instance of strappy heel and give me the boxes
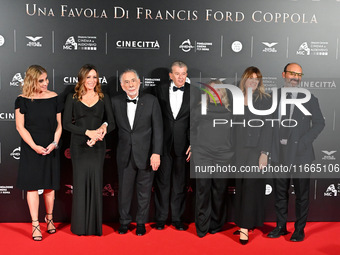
[32,220,42,241]
[45,213,56,234]
[239,230,249,245]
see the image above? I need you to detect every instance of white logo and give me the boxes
[262,42,278,53]
[0,112,15,120]
[0,35,5,46]
[231,41,242,53]
[0,185,14,195]
[322,150,336,160]
[63,35,97,51]
[63,36,78,50]
[116,40,160,50]
[297,42,311,55]
[10,147,21,160]
[26,36,43,47]
[10,73,24,86]
[179,39,194,52]
[265,184,272,195]
[63,76,108,85]
[324,184,339,197]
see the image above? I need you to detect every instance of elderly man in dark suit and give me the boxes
[153,61,191,231]
[112,69,163,236]
[267,63,325,242]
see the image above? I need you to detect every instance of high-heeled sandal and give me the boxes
[239,230,249,245]
[45,213,56,234]
[233,228,254,235]
[32,220,42,241]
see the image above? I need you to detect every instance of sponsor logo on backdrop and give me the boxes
[324,183,340,197]
[63,76,108,85]
[179,39,212,53]
[143,78,160,87]
[296,41,329,56]
[0,112,15,120]
[63,35,97,51]
[228,186,236,194]
[26,36,43,47]
[263,76,278,91]
[116,40,160,50]
[262,42,278,53]
[10,147,20,160]
[0,186,14,195]
[265,184,272,195]
[10,73,24,86]
[321,150,336,160]
[0,35,5,46]
[300,80,336,89]
[231,41,242,52]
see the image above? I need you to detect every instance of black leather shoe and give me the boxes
[155,221,165,230]
[172,221,187,231]
[118,224,129,234]
[136,224,146,236]
[290,229,305,242]
[267,226,289,238]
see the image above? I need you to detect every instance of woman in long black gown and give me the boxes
[63,64,115,236]
[234,66,272,244]
[192,80,234,237]
[15,65,62,241]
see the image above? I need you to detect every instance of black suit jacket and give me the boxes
[271,89,325,165]
[111,92,163,169]
[155,81,190,156]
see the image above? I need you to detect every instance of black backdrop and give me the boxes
[0,0,339,222]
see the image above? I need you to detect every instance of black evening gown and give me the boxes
[15,96,61,191]
[63,93,115,236]
[234,106,265,229]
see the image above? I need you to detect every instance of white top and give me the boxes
[169,81,184,119]
[127,96,138,129]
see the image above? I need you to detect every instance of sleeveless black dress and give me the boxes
[15,96,61,191]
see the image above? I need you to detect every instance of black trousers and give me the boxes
[195,178,228,237]
[273,144,311,231]
[118,155,154,225]
[154,153,187,222]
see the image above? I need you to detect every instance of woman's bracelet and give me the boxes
[52,141,59,149]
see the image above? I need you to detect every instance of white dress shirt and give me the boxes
[127,96,138,129]
[169,81,184,119]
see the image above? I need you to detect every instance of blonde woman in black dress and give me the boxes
[15,65,62,241]
[63,64,115,236]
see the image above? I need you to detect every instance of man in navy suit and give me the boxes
[153,61,191,230]
[112,69,163,236]
[267,63,325,242]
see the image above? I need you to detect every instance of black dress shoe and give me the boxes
[267,225,289,238]
[136,224,146,236]
[172,221,187,231]
[290,229,305,242]
[118,224,129,234]
[155,221,165,230]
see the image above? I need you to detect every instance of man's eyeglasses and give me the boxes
[285,71,304,77]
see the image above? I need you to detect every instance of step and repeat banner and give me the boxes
[0,0,339,222]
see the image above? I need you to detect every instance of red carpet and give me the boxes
[0,222,339,255]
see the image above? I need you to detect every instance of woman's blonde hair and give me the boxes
[73,64,103,100]
[21,65,47,98]
[206,79,230,110]
[239,66,270,100]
